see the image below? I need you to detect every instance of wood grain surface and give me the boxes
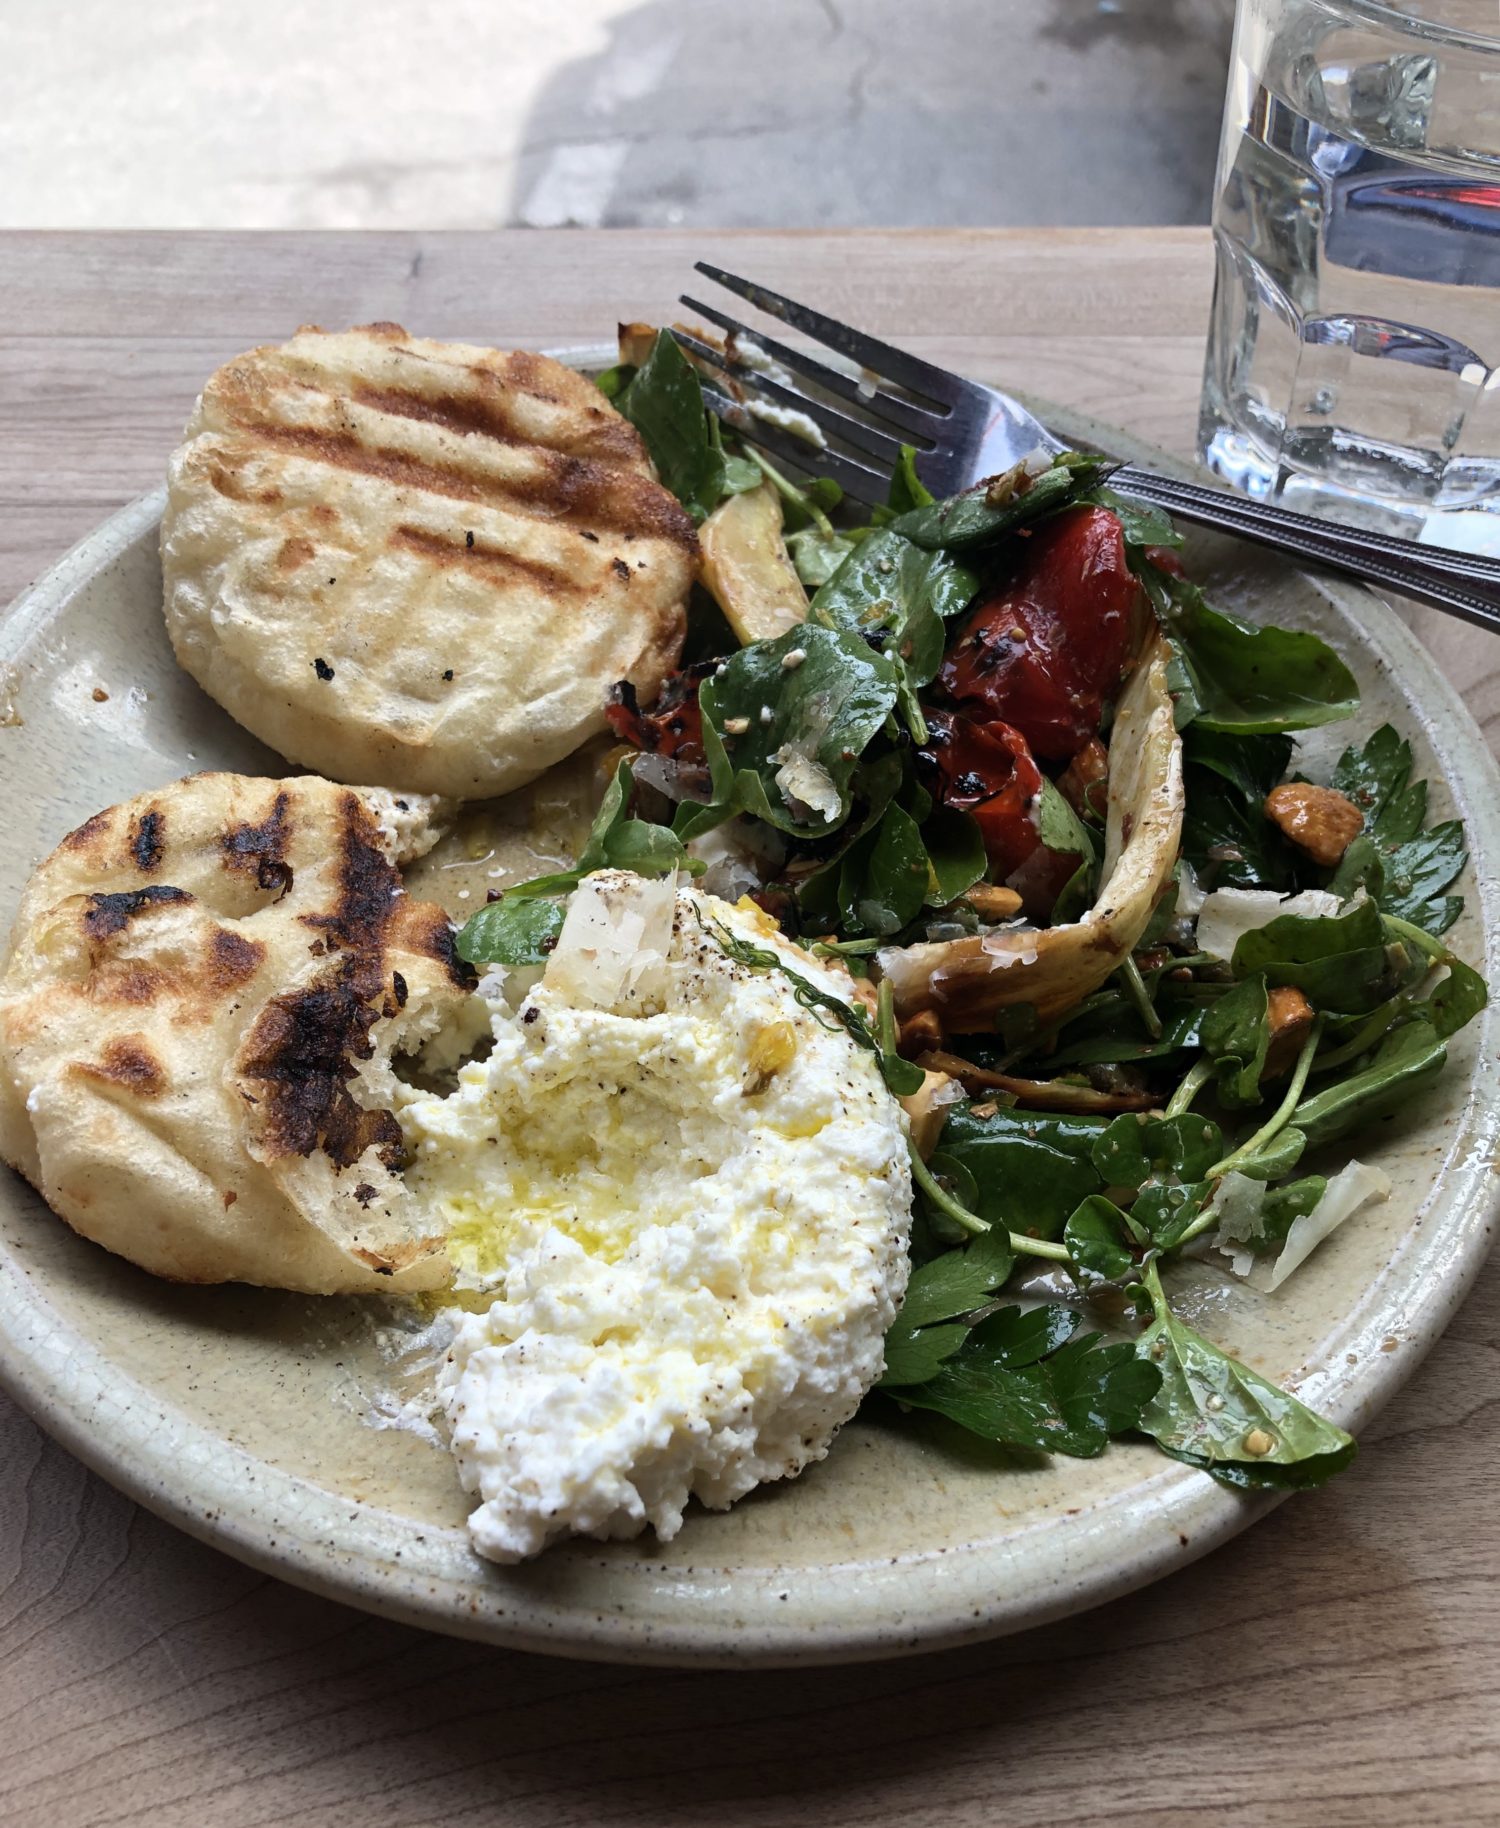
[2,229,1497,1828]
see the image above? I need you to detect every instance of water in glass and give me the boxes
[1201,0,1500,552]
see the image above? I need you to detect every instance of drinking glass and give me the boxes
[1200,0,1500,553]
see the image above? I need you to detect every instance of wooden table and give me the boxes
[2,230,1497,1828]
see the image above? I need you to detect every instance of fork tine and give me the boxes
[700,387,890,508]
[678,293,941,444]
[694,262,966,410]
[672,328,910,469]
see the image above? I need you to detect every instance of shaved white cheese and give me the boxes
[1208,1170,1270,1277]
[544,871,677,1010]
[687,819,787,901]
[771,747,841,824]
[1196,887,1344,962]
[1254,1160,1391,1292]
[1175,860,1208,917]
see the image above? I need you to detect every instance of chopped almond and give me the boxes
[1263,984,1315,1078]
[964,883,1023,921]
[1264,783,1364,867]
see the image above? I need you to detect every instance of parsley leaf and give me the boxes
[894,1308,1162,1459]
[1329,726,1468,937]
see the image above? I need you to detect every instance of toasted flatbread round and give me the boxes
[0,774,478,1293]
[161,325,696,799]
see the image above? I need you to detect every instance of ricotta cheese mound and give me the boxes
[400,871,913,1563]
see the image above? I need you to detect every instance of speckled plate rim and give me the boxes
[1,369,1497,1669]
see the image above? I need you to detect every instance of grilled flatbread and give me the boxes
[0,774,478,1293]
[161,325,696,799]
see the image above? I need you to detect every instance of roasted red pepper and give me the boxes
[938,505,1142,762]
[606,662,714,765]
[917,709,1044,880]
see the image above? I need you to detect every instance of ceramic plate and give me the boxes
[1,359,1496,1668]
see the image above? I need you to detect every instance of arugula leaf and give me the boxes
[793,752,906,926]
[1090,1112,1224,1190]
[940,1103,1109,1241]
[1180,726,1299,892]
[1031,779,1099,924]
[879,1225,1016,1386]
[1161,1440,1357,1490]
[786,525,857,589]
[1042,996,1208,1069]
[846,801,930,937]
[891,455,1104,552]
[1382,914,1487,1040]
[815,530,979,658]
[895,1313,1162,1458]
[1064,1195,1142,1294]
[1200,973,1270,1107]
[577,758,698,876]
[454,895,564,967]
[454,758,697,963]
[745,447,855,587]
[1231,1125,1308,1181]
[616,331,725,522]
[1291,1018,1447,1147]
[699,625,899,835]
[594,361,636,401]
[1085,487,1182,552]
[1231,897,1396,1013]
[887,444,935,515]
[812,528,979,739]
[921,806,987,908]
[1134,1263,1354,1484]
[1142,566,1358,735]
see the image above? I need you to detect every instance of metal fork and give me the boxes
[675,262,1500,635]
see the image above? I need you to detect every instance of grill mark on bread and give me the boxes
[391,523,571,593]
[129,809,166,873]
[75,1036,167,1098]
[352,381,530,445]
[222,791,294,897]
[85,885,193,939]
[209,927,265,989]
[245,794,412,1169]
[277,536,316,572]
[301,792,402,950]
[238,957,405,1171]
[63,810,113,853]
[406,903,477,991]
[351,376,643,467]
[240,420,697,554]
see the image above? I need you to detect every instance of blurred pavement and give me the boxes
[1,0,1234,229]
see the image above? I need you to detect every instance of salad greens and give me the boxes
[455,327,1487,1498]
